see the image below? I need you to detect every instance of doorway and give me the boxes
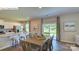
[42,16,60,41]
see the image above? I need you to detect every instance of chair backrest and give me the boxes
[20,40,27,51]
[50,36,54,45]
[19,36,25,41]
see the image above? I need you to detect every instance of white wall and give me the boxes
[0,19,21,29]
[30,17,57,34]
[43,17,57,24]
[30,19,41,34]
[60,13,79,43]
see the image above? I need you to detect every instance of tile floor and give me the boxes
[53,39,72,51]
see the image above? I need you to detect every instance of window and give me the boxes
[25,21,30,32]
[42,23,56,37]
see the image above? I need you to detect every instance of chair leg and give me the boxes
[49,45,53,51]
[49,47,51,51]
[51,45,53,51]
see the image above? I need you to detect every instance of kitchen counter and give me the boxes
[0,32,16,50]
[0,32,15,38]
[0,32,29,50]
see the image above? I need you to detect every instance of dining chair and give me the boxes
[10,36,19,47]
[42,42,48,51]
[20,40,32,51]
[36,34,48,51]
[20,38,40,51]
[48,36,54,51]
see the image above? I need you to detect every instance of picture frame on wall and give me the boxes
[64,22,76,32]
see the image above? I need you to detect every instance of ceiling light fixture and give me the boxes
[38,7,42,8]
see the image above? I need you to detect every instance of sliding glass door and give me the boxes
[42,23,56,37]
[43,24,50,37]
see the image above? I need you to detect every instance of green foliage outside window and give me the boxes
[43,23,56,37]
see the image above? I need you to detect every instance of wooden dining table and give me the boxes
[23,37,50,51]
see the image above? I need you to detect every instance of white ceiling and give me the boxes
[0,7,79,21]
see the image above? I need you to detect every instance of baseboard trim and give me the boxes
[60,40,75,44]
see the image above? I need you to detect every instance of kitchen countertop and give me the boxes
[0,32,29,50]
[0,32,15,38]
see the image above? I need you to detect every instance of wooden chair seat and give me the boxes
[30,44,41,51]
